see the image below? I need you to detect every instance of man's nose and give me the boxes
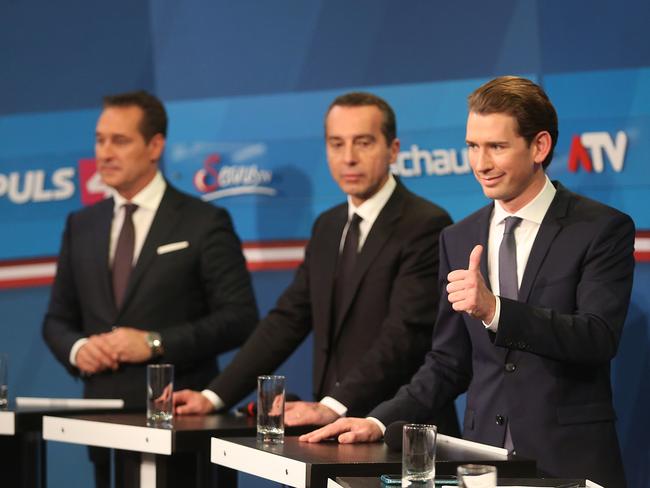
[96,141,114,160]
[343,143,357,164]
[473,148,491,172]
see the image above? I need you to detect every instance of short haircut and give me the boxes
[103,90,168,142]
[326,92,397,145]
[468,76,558,169]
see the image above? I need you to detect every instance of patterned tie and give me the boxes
[334,213,362,321]
[498,216,522,300]
[112,203,138,308]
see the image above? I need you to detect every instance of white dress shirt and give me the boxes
[202,175,398,413]
[484,176,556,330]
[69,172,167,366]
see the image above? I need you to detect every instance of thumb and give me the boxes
[468,245,483,271]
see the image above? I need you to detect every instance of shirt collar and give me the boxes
[347,174,396,222]
[493,175,556,225]
[112,171,167,213]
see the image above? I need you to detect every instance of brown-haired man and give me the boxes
[302,77,634,488]
[174,92,460,437]
[43,90,258,487]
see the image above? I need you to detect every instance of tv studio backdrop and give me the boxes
[1,1,649,486]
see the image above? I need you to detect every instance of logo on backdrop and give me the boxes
[392,145,471,178]
[0,167,75,204]
[193,152,277,201]
[393,130,629,180]
[78,158,111,206]
[568,131,627,173]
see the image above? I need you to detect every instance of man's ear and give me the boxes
[532,131,552,165]
[148,133,165,163]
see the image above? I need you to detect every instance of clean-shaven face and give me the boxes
[466,111,547,213]
[95,105,163,200]
[325,105,399,206]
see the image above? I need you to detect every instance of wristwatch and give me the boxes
[145,332,163,358]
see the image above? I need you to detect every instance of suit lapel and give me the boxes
[331,183,405,343]
[312,205,348,353]
[93,199,116,311]
[518,183,570,303]
[117,186,183,316]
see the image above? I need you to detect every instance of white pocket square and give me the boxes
[157,241,189,255]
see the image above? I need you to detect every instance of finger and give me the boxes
[468,244,483,271]
[284,402,296,411]
[84,341,116,369]
[176,403,197,415]
[299,423,341,443]
[173,390,190,405]
[447,270,466,282]
[338,431,364,443]
[91,335,119,362]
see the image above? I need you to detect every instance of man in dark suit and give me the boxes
[42,91,258,486]
[174,92,459,436]
[301,77,634,488]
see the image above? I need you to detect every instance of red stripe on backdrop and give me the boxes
[0,234,648,290]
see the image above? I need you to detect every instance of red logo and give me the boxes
[567,131,627,173]
[194,154,221,193]
[78,159,111,206]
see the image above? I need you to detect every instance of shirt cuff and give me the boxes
[201,389,224,411]
[69,338,89,366]
[367,417,387,435]
[483,295,501,332]
[320,396,347,417]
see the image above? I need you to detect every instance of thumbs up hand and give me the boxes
[446,245,496,322]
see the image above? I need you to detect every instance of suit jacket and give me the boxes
[208,181,459,434]
[371,182,635,487]
[43,184,259,408]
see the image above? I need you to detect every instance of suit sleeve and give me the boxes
[159,208,259,364]
[204,221,320,408]
[42,214,85,375]
[327,210,454,415]
[494,211,635,363]
[369,227,473,425]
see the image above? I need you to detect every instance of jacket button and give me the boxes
[505,363,516,373]
[495,415,505,425]
[335,382,340,387]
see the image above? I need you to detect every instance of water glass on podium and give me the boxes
[146,364,174,428]
[402,423,437,486]
[257,375,285,443]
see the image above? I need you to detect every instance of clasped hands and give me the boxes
[75,327,151,375]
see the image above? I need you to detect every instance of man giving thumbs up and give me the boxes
[300,76,633,488]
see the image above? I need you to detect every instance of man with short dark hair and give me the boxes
[174,92,459,436]
[43,90,259,487]
[302,77,634,488]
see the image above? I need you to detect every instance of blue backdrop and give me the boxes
[0,1,649,486]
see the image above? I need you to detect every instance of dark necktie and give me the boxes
[112,203,138,308]
[498,216,522,453]
[334,213,362,320]
[498,216,523,300]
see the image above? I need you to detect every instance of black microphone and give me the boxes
[235,393,301,417]
[384,420,408,451]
